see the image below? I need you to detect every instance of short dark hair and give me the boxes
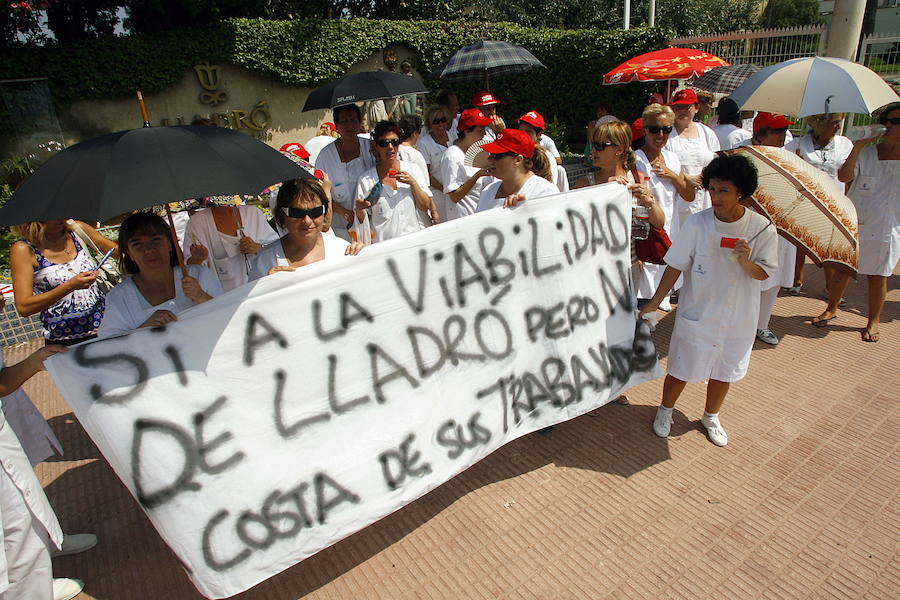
[435,89,457,107]
[118,212,177,275]
[274,178,329,227]
[702,154,758,199]
[398,115,423,141]
[333,104,362,123]
[373,120,402,141]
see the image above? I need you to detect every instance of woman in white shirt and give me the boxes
[398,115,439,226]
[439,108,495,220]
[99,213,223,337]
[354,121,435,243]
[666,89,720,227]
[251,178,362,279]
[314,104,375,241]
[417,105,454,222]
[475,128,559,212]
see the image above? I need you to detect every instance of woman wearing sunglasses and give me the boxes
[635,104,696,308]
[417,105,453,222]
[99,213,223,336]
[819,102,900,342]
[353,121,435,243]
[475,128,558,212]
[251,178,363,280]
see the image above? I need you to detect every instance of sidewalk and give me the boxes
[10,265,897,600]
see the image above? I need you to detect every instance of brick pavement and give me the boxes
[7,264,897,600]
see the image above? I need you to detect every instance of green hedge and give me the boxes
[0,19,671,144]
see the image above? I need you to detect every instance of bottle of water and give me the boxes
[845,124,887,141]
[632,205,650,241]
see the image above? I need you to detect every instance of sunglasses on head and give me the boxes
[282,205,326,219]
[591,141,617,151]
[646,125,673,134]
[431,117,448,124]
[880,116,900,125]
[489,151,518,160]
[376,138,401,148]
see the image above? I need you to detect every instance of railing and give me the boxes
[670,25,827,66]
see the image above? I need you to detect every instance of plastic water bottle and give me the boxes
[632,205,650,241]
[845,124,887,141]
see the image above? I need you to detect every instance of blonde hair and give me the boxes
[593,120,636,171]
[807,112,846,125]
[642,103,675,122]
[695,90,714,104]
[424,105,449,132]
[11,220,71,245]
[526,145,554,182]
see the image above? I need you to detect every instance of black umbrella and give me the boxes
[429,40,544,85]
[302,71,429,111]
[691,64,760,94]
[0,125,307,227]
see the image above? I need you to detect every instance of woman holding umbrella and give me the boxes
[822,102,900,342]
[98,213,223,336]
[10,220,117,345]
[314,104,375,241]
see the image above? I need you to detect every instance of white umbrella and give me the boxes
[729,56,898,117]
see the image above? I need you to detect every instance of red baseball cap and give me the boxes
[279,142,310,159]
[480,128,535,158]
[517,110,545,130]
[753,112,794,133]
[472,91,500,107]
[458,108,493,131]
[670,89,699,106]
[321,121,336,132]
[631,118,644,142]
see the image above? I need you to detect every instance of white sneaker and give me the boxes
[653,406,673,437]
[51,533,98,558]
[756,328,779,345]
[53,578,83,600]
[701,414,729,446]
[658,298,673,312]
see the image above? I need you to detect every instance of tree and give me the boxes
[44,0,120,44]
[762,0,825,29]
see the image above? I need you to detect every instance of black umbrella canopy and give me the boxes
[0,125,307,227]
[691,64,761,95]
[429,40,544,83]
[302,70,429,111]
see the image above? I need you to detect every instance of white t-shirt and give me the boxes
[440,144,492,219]
[314,138,375,240]
[784,134,853,183]
[476,173,559,212]
[303,135,337,164]
[249,233,351,280]
[99,265,224,337]
[398,145,429,178]
[539,135,561,159]
[355,160,431,243]
[666,122,720,216]
[713,124,752,151]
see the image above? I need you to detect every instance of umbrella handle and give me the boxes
[136,91,151,128]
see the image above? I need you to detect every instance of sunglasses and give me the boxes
[431,117,448,124]
[646,125,673,134]
[489,151,518,160]
[880,117,900,125]
[591,141,617,151]
[376,138,401,148]
[282,205,326,219]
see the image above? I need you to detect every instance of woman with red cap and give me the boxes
[475,129,559,212]
[472,91,504,142]
[303,122,339,164]
[439,108,496,219]
[517,110,569,192]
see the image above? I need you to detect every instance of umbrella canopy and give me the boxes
[729,56,899,117]
[604,47,729,84]
[302,71,428,111]
[724,145,858,272]
[0,125,306,226]
[691,64,760,94]
[429,40,544,83]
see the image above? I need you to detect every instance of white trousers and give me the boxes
[0,465,52,600]
[758,286,780,330]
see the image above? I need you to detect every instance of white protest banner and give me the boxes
[47,183,663,598]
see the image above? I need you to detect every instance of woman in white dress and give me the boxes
[439,108,495,220]
[354,121,434,243]
[182,204,278,292]
[640,154,779,447]
[634,104,696,308]
[665,89,720,230]
[251,178,363,279]
[99,213,223,337]
[417,105,454,222]
[475,128,559,212]
[822,103,900,342]
[314,104,375,242]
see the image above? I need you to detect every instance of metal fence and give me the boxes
[670,25,827,67]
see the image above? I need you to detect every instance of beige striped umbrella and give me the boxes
[724,145,858,272]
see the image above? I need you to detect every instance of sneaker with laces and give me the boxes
[756,328,779,345]
[653,406,673,438]
[53,578,84,600]
[700,415,728,446]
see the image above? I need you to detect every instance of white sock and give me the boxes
[703,411,719,422]
[659,405,674,415]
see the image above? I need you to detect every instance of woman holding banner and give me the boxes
[475,128,558,212]
[98,213,223,336]
[251,178,364,279]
